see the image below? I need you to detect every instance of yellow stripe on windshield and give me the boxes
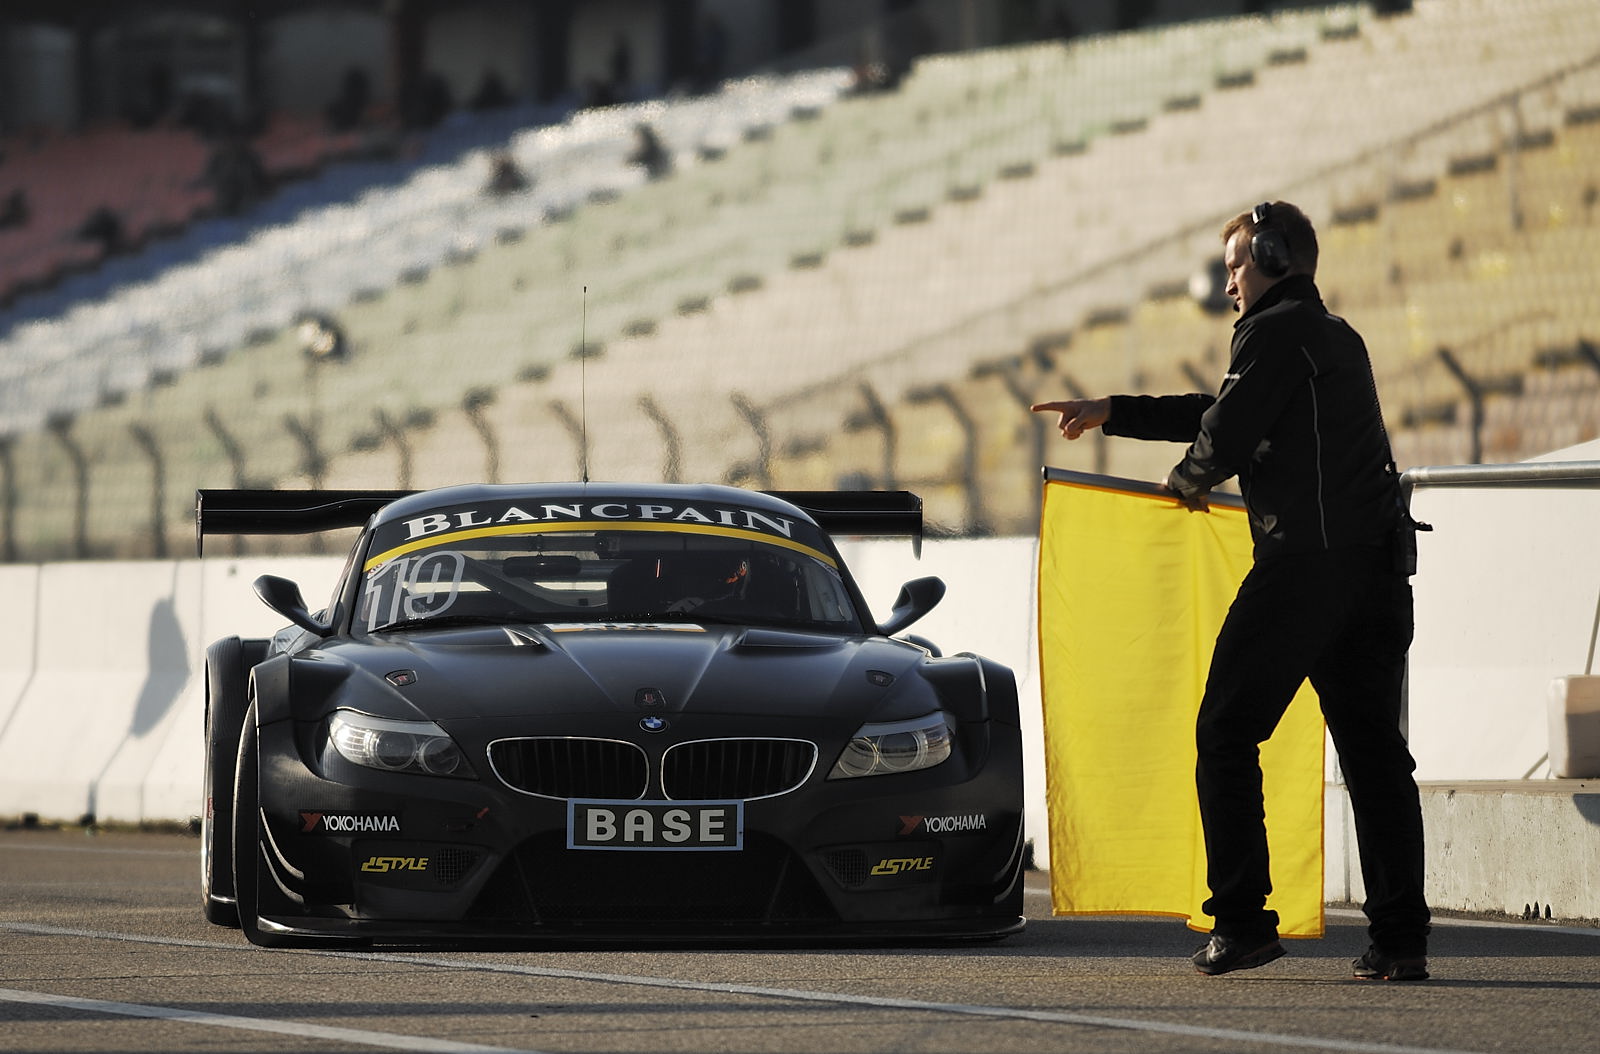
[362,519,837,573]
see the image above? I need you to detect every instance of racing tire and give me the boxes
[231,702,289,948]
[201,636,265,927]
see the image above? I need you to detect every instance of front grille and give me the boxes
[489,737,648,799]
[467,832,838,925]
[662,738,816,800]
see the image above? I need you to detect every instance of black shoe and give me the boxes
[1352,946,1429,981]
[1191,934,1286,975]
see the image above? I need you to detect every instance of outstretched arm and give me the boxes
[1030,397,1111,440]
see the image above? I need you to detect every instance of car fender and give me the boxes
[201,635,268,924]
[970,655,1020,729]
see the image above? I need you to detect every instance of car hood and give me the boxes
[314,622,932,721]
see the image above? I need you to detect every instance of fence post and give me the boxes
[47,414,90,559]
[462,388,499,484]
[130,425,167,558]
[550,400,588,482]
[638,395,683,483]
[907,382,988,535]
[0,438,14,563]
[729,392,770,489]
[375,409,413,490]
[844,382,896,490]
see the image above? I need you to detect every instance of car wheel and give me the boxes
[201,637,264,927]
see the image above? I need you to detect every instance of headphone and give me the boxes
[1250,201,1292,279]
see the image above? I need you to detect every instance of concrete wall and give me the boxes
[1405,440,1600,780]
[0,556,343,828]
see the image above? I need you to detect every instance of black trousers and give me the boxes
[1196,544,1431,954]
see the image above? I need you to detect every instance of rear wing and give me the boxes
[195,489,411,556]
[767,490,923,553]
[196,488,924,556]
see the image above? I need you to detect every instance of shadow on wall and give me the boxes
[134,596,189,737]
[1575,793,1600,828]
[85,595,190,822]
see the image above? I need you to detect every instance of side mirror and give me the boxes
[876,575,945,637]
[254,574,333,636]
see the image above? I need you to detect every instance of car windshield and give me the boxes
[354,522,861,635]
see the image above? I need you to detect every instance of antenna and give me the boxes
[580,284,589,484]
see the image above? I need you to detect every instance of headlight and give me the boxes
[828,712,953,779]
[327,711,474,779]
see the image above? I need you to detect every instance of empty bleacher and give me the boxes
[1,0,1598,558]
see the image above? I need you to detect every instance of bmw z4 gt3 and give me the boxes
[198,482,1026,947]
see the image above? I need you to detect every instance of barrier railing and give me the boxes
[1402,460,1600,495]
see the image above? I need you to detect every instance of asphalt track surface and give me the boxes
[3,829,1599,1054]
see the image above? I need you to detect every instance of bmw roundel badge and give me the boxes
[640,715,668,733]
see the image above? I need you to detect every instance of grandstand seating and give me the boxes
[0,115,388,315]
[0,125,203,304]
[1,0,1598,558]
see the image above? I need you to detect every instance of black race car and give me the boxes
[198,482,1025,947]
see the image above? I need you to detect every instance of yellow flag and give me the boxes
[1037,470,1325,938]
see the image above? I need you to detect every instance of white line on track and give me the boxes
[0,986,548,1054]
[1,842,195,857]
[0,920,1512,1054]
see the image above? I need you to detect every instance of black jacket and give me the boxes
[1104,275,1400,559]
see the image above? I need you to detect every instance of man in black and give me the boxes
[1032,201,1431,979]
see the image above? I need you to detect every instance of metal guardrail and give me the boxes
[1401,460,1600,498]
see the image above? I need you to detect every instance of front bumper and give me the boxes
[248,713,1026,947]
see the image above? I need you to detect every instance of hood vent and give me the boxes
[733,628,839,650]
